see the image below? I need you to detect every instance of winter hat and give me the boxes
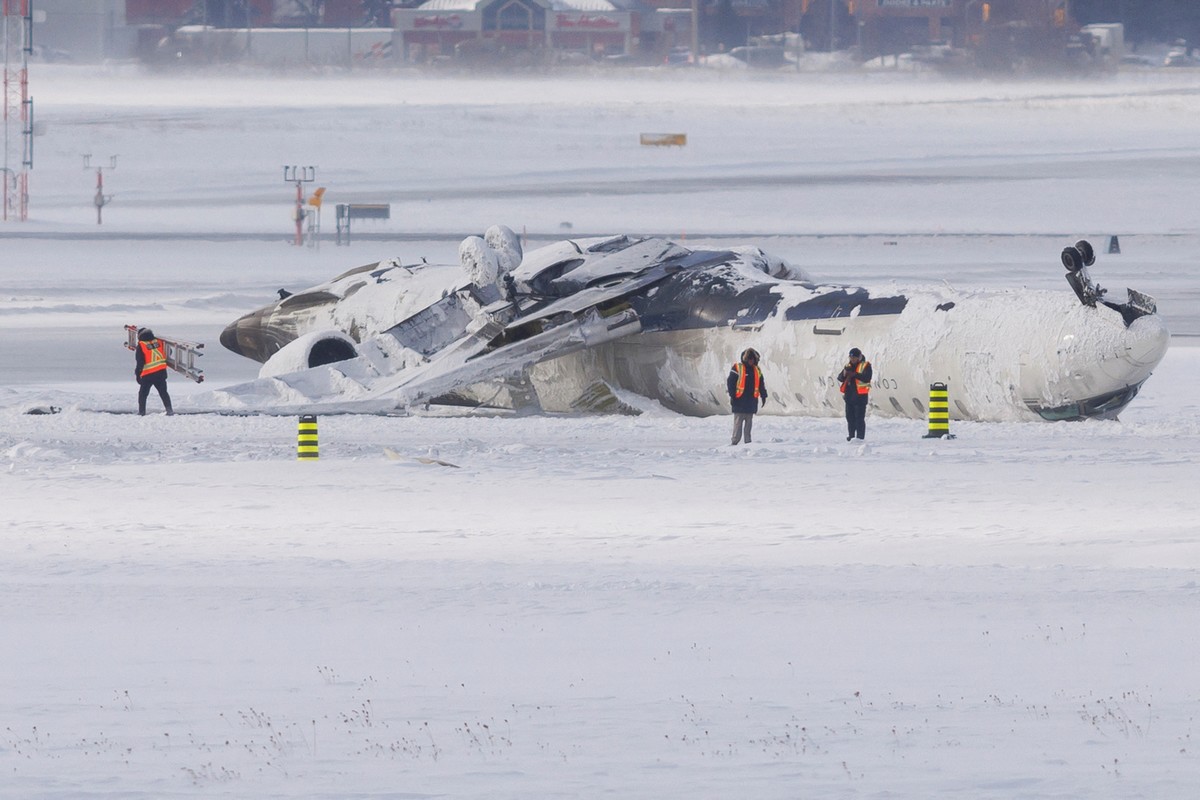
[848,347,862,357]
[138,328,155,341]
[741,348,760,362]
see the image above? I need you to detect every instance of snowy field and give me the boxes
[2,65,1200,797]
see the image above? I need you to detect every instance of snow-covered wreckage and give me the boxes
[207,226,1168,422]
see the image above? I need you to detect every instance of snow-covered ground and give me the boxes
[2,65,1200,797]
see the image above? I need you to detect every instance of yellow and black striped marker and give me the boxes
[297,415,319,459]
[923,382,954,439]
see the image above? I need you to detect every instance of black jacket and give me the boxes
[727,362,767,414]
[838,360,872,402]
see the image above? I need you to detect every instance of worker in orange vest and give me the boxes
[726,347,768,445]
[134,328,173,416]
[838,347,872,441]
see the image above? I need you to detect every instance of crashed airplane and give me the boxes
[208,226,1168,422]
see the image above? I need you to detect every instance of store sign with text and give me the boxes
[553,13,624,31]
[878,0,951,7]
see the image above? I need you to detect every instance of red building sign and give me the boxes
[554,13,621,29]
[414,14,466,28]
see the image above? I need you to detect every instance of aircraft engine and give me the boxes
[258,330,357,379]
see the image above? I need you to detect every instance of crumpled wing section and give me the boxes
[196,232,787,416]
[368,305,641,410]
[189,281,645,415]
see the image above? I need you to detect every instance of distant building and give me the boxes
[35,0,137,61]
[393,0,635,62]
[35,0,1083,67]
[853,0,1077,60]
[125,1,380,27]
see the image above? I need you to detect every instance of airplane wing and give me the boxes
[191,238,730,414]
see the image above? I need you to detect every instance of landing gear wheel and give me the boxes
[1074,239,1096,267]
[1061,246,1084,273]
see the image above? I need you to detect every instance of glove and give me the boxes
[761,395,768,407]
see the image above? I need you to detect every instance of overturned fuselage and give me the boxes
[214,229,1168,421]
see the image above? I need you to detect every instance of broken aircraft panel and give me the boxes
[205,226,1169,422]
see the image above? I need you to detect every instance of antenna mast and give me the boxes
[2,0,32,221]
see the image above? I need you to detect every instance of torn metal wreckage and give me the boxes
[209,226,1168,422]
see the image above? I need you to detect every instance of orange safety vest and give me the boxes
[840,360,870,396]
[139,340,168,377]
[734,363,761,399]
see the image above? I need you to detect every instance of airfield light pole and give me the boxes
[83,153,116,225]
[283,165,315,246]
[829,0,836,52]
[689,0,698,64]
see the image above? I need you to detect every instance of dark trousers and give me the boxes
[138,371,172,415]
[844,397,867,440]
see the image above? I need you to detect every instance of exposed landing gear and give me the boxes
[1059,239,1156,325]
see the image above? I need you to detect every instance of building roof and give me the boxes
[417,0,618,12]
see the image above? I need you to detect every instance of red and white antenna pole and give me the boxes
[283,165,316,246]
[2,0,32,222]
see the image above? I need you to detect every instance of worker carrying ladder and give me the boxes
[124,325,206,383]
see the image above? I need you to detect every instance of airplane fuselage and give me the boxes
[215,232,1169,422]
[524,284,1167,421]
